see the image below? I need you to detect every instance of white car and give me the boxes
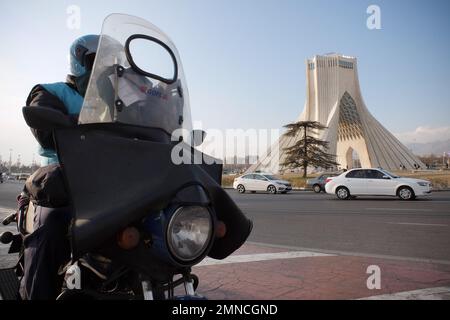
[325,168,432,200]
[233,173,292,194]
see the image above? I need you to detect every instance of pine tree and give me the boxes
[281,121,338,178]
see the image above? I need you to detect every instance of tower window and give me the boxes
[339,60,354,69]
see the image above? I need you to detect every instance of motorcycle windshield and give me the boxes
[79,14,192,136]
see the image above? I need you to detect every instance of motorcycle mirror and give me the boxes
[22,106,74,131]
[125,34,178,84]
[191,129,207,147]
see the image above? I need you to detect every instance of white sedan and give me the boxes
[325,168,432,200]
[233,173,292,194]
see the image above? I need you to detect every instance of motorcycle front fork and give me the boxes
[141,277,196,300]
[141,280,154,300]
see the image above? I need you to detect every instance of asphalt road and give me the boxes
[229,189,450,263]
[0,181,23,268]
[0,181,23,209]
[1,181,450,262]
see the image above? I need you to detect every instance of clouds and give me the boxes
[394,126,450,144]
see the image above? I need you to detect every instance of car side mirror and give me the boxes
[191,129,207,147]
[382,175,391,179]
[22,106,74,131]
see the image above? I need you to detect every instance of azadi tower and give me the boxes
[249,54,425,173]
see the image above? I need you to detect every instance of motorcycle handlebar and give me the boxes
[1,212,17,226]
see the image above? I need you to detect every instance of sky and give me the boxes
[1,0,450,165]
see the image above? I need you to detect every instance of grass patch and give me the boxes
[222,175,237,188]
[277,174,309,188]
[221,173,310,188]
[391,170,450,190]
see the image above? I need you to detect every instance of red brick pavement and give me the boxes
[194,244,450,300]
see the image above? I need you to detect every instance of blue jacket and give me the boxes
[26,78,83,165]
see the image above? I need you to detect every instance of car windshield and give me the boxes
[263,175,278,180]
[381,169,400,178]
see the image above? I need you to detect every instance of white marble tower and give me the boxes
[249,54,424,173]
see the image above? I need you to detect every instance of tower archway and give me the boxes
[344,147,361,169]
[344,147,353,170]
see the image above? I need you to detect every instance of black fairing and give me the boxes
[53,124,252,260]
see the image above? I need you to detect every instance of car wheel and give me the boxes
[313,184,322,193]
[397,186,415,200]
[237,184,246,194]
[267,185,277,194]
[336,187,350,200]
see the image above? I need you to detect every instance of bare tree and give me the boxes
[281,121,338,178]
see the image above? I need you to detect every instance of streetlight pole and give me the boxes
[444,152,447,168]
[9,148,12,175]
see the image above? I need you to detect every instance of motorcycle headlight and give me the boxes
[167,206,213,262]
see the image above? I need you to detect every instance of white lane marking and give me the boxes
[366,208,432,212]
[196,251,336,267]
[0,207,14,216]
[247,241,450,265]
[386,222,448,227]
[358,286,450,300]
[0,208,14,222]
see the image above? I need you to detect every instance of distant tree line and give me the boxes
[418,154,449,169]
[0,161,40,174]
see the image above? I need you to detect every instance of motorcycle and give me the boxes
[0,14,252,300]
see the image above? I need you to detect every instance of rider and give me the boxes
[19,35,99,300]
